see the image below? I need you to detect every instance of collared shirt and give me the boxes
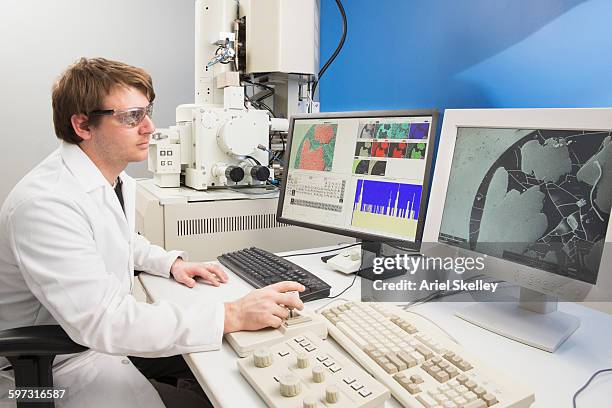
[0,141,224,363]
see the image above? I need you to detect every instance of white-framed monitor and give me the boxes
[423,108,612,352]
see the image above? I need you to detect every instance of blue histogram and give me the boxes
[353,179,422,220]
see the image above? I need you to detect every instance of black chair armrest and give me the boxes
[0,325,87,357]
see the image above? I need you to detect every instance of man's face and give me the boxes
[88,86,155,166]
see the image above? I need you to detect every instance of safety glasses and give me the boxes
[89,103,153,127]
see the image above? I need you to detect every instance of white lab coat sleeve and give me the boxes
[132,232,186,278]
[7,196,224,357]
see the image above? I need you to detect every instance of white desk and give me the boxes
[139,247,612,408]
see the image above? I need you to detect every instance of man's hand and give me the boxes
[224,281,305,333]
[170,258,228,288]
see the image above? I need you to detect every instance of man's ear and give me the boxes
[70,113,93,141]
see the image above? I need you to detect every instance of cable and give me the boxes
[257,142,284,164]
[573,368,612,408]
[281,242,360,258]
[269,153,283,164]
[242,79,274,92]
[242,79,275,116]
[257,144,283,165]
[311,0,347,101]
[245,94,275,117]
[253,89,274,102]
[257,101,275,117]
[244,155,262,166]
[327,273,358,299]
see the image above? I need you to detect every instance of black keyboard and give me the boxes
[217,247,331,302]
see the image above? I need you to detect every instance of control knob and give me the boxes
[312,365,325,383]
[225,166,244,183]
[279,373,301,397]
[303,396,319,408]
[297,352,309,369]
[253,349,273,368]
[325,385,340,403]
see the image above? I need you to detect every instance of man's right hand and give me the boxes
[223,281,305,333]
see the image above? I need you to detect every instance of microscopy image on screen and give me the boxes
[369,160,387,176]
[439,128,612,283]
[388,142,408,158]
[371,141,390,158]
[292,123,337,171]
[358,123,377,139]
[352,159,387,176]
[375,123,411,139]
[405,143,427,160]
[355,141,372,157]
[408,123,430,140]
[353,159,370,175]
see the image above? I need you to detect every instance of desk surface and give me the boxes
[139,246,612,408]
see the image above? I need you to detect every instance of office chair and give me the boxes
[0,325,87,408]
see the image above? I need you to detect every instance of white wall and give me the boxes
[0,0,195,203]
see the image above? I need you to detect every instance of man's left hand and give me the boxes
[170,258,229,288]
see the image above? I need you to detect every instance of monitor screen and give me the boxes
[438,126,611,284]
[277,110,438,246]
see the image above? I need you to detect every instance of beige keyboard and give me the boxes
[319,302,535,408]
[237,330,390,408]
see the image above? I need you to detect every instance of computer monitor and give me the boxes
[277,110,439,277]
[423,108,612,352]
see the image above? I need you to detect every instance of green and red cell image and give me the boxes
[293,124,338,171]
[406,143,426,159]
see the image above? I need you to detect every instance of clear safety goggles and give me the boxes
[89,103,153,127]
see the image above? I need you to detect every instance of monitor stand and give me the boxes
[456,288,580,352]
[357,241,421,281]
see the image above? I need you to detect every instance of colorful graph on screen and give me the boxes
[351,179,422,238]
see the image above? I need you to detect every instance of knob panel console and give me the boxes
[237,331,390,408]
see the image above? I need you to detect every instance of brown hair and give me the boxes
[51,57,156,144]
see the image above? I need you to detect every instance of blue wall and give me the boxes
[319,0,612,112]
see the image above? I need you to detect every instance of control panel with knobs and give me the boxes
[227,310,328,357]
[237,331,390,408]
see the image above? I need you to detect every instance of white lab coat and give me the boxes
[0,142,225,407]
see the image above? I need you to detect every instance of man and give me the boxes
[0,57,304,408]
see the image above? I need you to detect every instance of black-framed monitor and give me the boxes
[277,109,439,266]
[423,108,612,352]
